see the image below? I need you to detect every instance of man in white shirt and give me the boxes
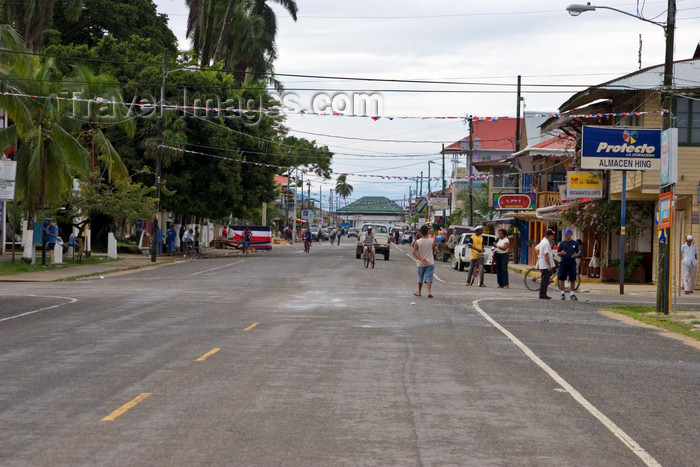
[536,229,556,300]
[412,225,437,298]
[680,235,697,295]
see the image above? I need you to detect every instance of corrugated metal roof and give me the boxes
[597,58,700,90]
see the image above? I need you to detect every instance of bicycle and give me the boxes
[467,257,484,286]
[183,241,201,259]
[364,245,375,269]
[303,239,311,253]
[241,239,251,255]
[524,265,580,292]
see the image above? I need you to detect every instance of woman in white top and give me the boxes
[494,228,510,288]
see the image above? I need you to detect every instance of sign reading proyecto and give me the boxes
[581,126,661,170]
[566,171,603,199]
[493,193,535,211]
[226,226,272,251]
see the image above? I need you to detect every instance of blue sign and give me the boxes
[33,221,43,244]
[581,126,661,171]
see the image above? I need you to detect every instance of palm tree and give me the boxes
[0,0,82,51]
[186,0,297,86]
[335,175,353,215]
[0,33,89,216]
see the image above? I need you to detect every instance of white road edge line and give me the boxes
[0,294,78,322]
[189,260,244,276]
[472,299,661,467]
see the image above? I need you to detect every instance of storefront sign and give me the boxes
[428,197,448,209]
[566,171,603,199]
[660,128,678,186]
[581,126,661,170]
[492,193,535,211]
[0,180,15,201]
[658,192,673,229]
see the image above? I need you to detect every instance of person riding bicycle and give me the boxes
[303,228,312,251]
[557,228,580,301]
[362,227,378,260]
[182,228,195,249]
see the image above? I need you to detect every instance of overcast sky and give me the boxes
[154,0,700,205]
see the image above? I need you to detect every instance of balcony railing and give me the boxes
[537,191,560,208]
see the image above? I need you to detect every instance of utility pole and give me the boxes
[515,75,522,152]
[151,52,168,263]
[307,180,311,211]
[468,116,475,226]
[442,144,447,227]
[419,171,423,197]
[292,167,298,242]
[658,0,677,315]
[428,162,431,194]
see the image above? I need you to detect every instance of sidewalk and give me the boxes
[0,247,242,282]
[508,262,659,296]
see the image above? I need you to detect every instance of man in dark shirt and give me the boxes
[557,228,580,300]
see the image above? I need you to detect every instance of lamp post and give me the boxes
[151,59,198,263]
[566,1,676,311]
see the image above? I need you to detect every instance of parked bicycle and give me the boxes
[524,265,580,292]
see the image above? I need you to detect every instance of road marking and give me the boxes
[472,299,661,467]
[0,295,78,323]
[244,322,259,331]
[102,393,152,421]
[189,260,244,276]
[196,348,220,362]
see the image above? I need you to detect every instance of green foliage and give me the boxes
[560,199,653,239]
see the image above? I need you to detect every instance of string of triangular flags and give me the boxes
[1,91,666,122]
[160,146,491,182]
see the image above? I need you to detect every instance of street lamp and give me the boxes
[566,1,676,311]
[151,60,198,263]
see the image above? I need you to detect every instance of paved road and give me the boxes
[1,241,699,466]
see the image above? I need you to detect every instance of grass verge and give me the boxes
[606,305,700,342]
[0,255,119,276]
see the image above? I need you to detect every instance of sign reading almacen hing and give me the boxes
[581,126,661,171]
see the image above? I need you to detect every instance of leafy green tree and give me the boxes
[335,174,353,207]
[0,0,81,51]
[50,0,177,54]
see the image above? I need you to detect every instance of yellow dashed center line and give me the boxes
[244,322,259,331]
[102,393,152,421]
[196,348,221,362]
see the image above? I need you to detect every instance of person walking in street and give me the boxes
[44,219,58,266]
[448,228,460,260]
[536,229,556,299]
[413,225,436,298]
[466,226,485,287]
[166,225,177,255]
[557,229,580,300]
[681,235,698,295]
[494,228,510,288]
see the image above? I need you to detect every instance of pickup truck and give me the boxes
[356,223,391,261]
[452,233,496,272]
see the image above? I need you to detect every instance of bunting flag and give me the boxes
[160,145,493,182]
[0,91,667,122]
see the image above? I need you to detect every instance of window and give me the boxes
[492,166,518,188]
[675,95,700,145]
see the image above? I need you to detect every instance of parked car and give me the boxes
[452,233,496,272]
[347,228,359,238]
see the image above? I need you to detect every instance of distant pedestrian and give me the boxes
[494,228,510,288]
[536,229,556,299]
[557,229,580,301]
[337,230,341,245]
[588,235,601,278]
[179,224,185,252]
[413,225,436,298]
[194,226,200,247]
[448,228,460,260]
[44,219,58,266]
[156,228,163,256]
[166,225,177,254]
[681,235,697,295]
[330,229,336,244]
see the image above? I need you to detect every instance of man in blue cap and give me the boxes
[557,228,580,300]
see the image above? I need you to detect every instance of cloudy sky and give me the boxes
[154,0,700,205]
